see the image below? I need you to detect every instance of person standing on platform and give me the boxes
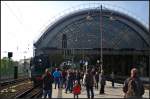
[65,70,74,93]
[75,70,81,85]
[99,70,106,94]
[53,68,61,89]
[70,69,74,92]
[111,71,115,88]
[51,67,55,81]
[62,69,67,88]
[65,70,70,93]
[73,80,81,99]
[82,71,86,86]
[59,69,63,88]
[123,68,145,98]
[42,68,53,99]
[95,72,99,89]
[80,70,84,85]
[72,69,75,85]
[85,69,94,99]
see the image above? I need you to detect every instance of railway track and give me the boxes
[0,78,29,87]
[0,78,30,91]
[15,86,42,98]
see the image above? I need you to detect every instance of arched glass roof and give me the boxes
[34,9,149,51]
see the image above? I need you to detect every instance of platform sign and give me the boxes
[85,61,88,72]
[85,61,88,66]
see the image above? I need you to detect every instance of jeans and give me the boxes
[62,78,66,88]
[95,81,99,89]
[112,79,114,87]
[43,90,52,99]
[66,80,73,93]
[100,84,105,94]
[54,78,60,89]
[86,86,94,99]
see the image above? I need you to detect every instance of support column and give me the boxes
[148,55,150,77]
[111,55,114,72]
[121,55,125,76]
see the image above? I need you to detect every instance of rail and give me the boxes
[15,85,41,98]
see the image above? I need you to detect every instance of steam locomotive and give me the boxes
[30,54,50,86]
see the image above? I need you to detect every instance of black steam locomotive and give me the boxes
[30,54,50,86]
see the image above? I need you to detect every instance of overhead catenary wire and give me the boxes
[3,2,24,27]
[2,2,33,60]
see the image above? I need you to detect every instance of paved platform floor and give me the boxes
[50,81,149,98]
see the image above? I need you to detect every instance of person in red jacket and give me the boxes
[73,80,81,99]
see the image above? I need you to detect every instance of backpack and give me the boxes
[43,73,53,90]
[125,79,136,98]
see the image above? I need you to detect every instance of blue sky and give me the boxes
[1,1,149,61]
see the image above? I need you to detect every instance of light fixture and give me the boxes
[97,60,100,63]
[109,16,116,21]
[86,12,93,21]
[109,12,116,21]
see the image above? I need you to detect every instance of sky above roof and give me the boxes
[1,1,149,61]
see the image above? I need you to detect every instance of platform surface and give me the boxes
[49,81,149,98]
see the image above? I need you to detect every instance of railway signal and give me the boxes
[8,52,13,58]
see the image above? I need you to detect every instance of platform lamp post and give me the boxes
[97,59,100,72]
[100,5,103,73]
[86,5,103,73]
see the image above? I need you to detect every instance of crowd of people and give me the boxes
[41,66,145,99]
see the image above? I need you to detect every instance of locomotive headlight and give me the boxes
[37,59,42,66]
[38,59,42,62]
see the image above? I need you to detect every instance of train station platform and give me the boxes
[51,81,149,98]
